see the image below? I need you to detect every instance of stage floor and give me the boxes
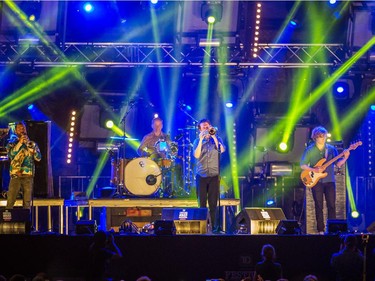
[0,233,374,281]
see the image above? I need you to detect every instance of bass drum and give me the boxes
[124,157,162,196]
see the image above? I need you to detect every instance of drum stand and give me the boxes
[112,101,136,198]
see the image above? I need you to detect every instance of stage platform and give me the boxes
[1,198,240,234]
[0,233,374,281]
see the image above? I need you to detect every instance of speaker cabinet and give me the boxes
[326,219,348,235]
[276,220,301,235]
[0,208,31,234]
[161,208,209,234]
[76,219,97,234]
[235,207,286,234]
[24,121,53,198]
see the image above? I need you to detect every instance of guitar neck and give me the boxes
[321,149,349,169]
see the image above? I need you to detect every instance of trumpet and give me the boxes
[208,127,217,135]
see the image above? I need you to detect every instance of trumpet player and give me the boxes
[193,119,225,233]
[6,121,41,209]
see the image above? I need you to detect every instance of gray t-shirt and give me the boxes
[193,136,224,177]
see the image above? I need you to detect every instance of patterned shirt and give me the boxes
[7,136,42,177]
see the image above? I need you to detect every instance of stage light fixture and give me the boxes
[66,110,77,164]
[278,142,288,152]
[329,0,337,4]
[370,105,375,111]
[105,120,114,129]
[154,113,159,118]
[225,102,234,108]
[266,199,275,206]
[332,81,352,100]
[83,2,94,13]
[27,104,34,111]
[351,210,360,219]
[201,2,223,25]
[19,1,42,22]
[150,0,159,4]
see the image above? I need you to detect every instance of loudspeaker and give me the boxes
[326,219,348,235]
[276,220,301,235]
[0,208,31,234]
[234,208,286,234]
[161,208,209,234]
[76,219,97,234]
[25,121,53,198]
[154,220,176,235]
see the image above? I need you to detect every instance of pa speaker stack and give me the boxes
[161,208,209,234]
[234,208,286,234]
[0,208,31,234]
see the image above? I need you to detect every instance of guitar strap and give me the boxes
[325,147,328,159]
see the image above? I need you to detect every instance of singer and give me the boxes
[6,121,41,209]
[193,119,225,233]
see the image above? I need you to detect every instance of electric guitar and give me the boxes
[300,141,362,188]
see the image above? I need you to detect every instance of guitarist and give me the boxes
[300,126,350,234]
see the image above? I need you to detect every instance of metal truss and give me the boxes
[0,42,345,68]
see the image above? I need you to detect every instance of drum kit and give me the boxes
[109,137,183,198]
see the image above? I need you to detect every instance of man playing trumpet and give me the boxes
[6,121,41,209]
[193,119,225,233]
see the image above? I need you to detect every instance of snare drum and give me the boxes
[124,157,162,196]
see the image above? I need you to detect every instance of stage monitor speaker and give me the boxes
[0,208,31,234]
[235,207,286,234]
[76,219,97,234]
[161,208,209,234]
[326,219,348,235]
[154,220,176,235]
[276,220,301,235]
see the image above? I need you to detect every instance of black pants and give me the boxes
[196,175,219,228]
[311,181,336,232]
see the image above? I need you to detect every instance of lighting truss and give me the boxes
[0,42,345,68]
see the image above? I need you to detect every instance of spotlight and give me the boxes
[27,104,34,111]
[329,0,337,4]
[332,80,353,100]
[154,113,159,118]
[370,105,375,111]
[83,2,94,13]
[351,210,360,219]
[150,0,159,4]
[289,19,298,28]
[105,120,114,129]
[278,142,288,152]
[266,199,275,206]
[201,2,223,25]
[225,102,234,108]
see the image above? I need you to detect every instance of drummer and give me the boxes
[137,117,170,160]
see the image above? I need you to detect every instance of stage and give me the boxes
[0,233,374,281]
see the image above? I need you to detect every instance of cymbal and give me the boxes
[110,136,139,141]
